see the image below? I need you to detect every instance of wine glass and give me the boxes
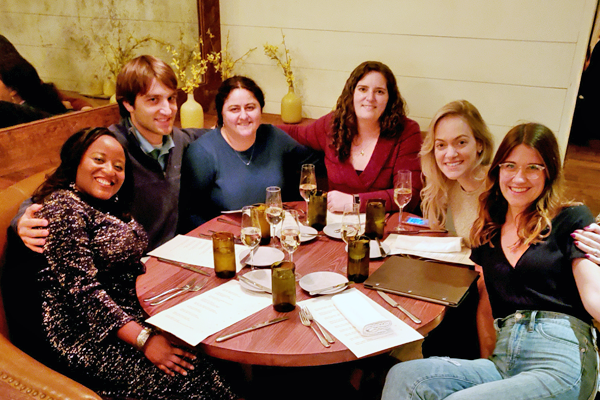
[265,186,283,246]
[280,210,301,263]
[299,164,317,220]
[341,203,361,245]
[241,206,261,269]
[394,170,412,231]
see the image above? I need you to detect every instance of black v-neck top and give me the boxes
[470,205,594,321]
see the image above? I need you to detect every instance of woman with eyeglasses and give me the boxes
[382,123,600,400]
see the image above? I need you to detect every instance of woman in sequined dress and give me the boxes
[2,127,237,400]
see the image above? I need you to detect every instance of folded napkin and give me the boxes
[394,235,462,253]
[332,290,392,336]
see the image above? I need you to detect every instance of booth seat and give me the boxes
[0,171,102,400]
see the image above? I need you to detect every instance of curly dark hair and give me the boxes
[332,61,407,162]
[32,127,134,217]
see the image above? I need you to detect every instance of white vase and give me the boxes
[180,92,204,128]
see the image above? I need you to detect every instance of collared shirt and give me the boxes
[130,119,175,170]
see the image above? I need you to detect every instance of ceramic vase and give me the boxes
[281,87,302,123]
[180,92,204,128]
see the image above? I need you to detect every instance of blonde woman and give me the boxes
[420,100,494,247]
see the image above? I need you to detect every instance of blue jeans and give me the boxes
[382,311,599,400]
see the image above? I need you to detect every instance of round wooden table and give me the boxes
[137,203,446,366]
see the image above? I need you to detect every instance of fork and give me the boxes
[143,279,196,302]
[299,307,330,348]
[150,280,207,306]
[303,307,335,344]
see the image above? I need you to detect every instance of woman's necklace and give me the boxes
[234,144,255,166]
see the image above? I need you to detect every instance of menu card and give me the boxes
[299,289,423,358]
[146,280,272,346]
[148,234,247,272]
[383,233,473,265]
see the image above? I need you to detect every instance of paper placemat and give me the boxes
[148,234,247,272]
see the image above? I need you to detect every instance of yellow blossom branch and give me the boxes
[264,30,295,89]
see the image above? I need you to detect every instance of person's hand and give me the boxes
[143,334,197,376]
[18,204,49,254]
[573,223,600,265]
[326,191,354,213]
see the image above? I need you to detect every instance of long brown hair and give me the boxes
[470,123,577,248]
[420,100,493,229]
[332,61,407,162]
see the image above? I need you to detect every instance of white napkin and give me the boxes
[332,290,392,337]
[394,235,462,253]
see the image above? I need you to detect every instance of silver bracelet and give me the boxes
[135,327,153,350]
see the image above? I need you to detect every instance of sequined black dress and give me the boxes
[3,189,236,400]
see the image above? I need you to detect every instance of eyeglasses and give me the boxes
[498,162,546,179]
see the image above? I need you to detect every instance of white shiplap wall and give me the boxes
[220,0,598,156]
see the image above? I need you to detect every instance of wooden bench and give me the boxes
[0,104,120,190]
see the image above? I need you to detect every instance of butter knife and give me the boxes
[309,281,353,296]
[217,217,241,227]
[156,258,211,277]
[377,290,422,324]
[215,317,289,342]
[375,237,388,257]
[238,275,271,293]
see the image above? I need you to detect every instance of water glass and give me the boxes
[341,203,361,244]
[241,206,261,268]
[212,232,236,279]
[347,235,370,283]
[307,190,327,231]
[271,261,296,312]
[365,199,386,239]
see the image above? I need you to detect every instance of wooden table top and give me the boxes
[137,203,446,367]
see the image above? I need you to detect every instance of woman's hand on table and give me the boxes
[573,223,600,265]
[327,190,354,212]
[18,203,49,253]
[144,334,197,376]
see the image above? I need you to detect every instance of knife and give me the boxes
[309,281,353,296]
[238,275,271,293]
[156,258,211,276]
[398,229,448,235]
[377,290,422,324]
[217,217,241,227]
[375,237,388,257]
[215,317,289,342]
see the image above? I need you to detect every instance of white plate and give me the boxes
[323,223,342,240]
[238,269,272,292]
[299,271,348,295]
[239,247,285,267]
[276,225,319,242]
[343,240,391,259]
[370,241,391,259]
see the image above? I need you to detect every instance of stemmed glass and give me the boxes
[241,205,261,269]
[299,164,317,220]
[394,170,412,231]
[341,203,361,245]
[265,186,283,246]
[280,210,301,262]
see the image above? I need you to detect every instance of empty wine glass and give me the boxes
[394,170,412,231]
[265,186,283,247]
[241,205,261,269]
[280,210,301,280]
[341,203,361,245]
[299,164,317,220]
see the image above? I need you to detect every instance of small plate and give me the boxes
[276,225,319,242]
[299,271,348,295]
[323,223,342,240]
[370,241,391,259]
[238,269,272,292]
[343,240,390,258]
[239,247,285,267]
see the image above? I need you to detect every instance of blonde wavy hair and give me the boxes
[470,123,578,248]
[420,100,493,229]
